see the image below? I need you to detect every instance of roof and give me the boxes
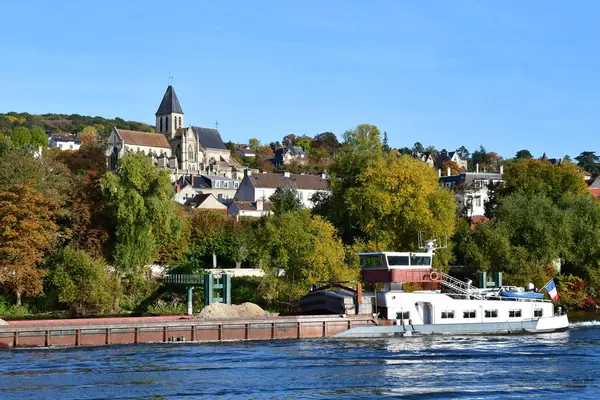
[184,194,226,209]
[118,129,170,148]
[203,175,240,182]
[191,126,227,150]
[238,148,255,155]
[156,85,183,115]
[246,172,329,190]
[177,175,210,189]
[589,177,600,189]
[440,172,503,186]
[232,201,275,212]
[50,134,80,143]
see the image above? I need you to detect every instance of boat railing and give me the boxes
[437,271,484,300]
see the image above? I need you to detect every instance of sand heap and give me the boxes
[0,319,8,326]
[196,302,269,320]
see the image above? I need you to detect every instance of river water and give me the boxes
[0,321,599,399]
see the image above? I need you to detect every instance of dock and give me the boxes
[0,315,377,348]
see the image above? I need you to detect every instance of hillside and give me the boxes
[0,112,154,139]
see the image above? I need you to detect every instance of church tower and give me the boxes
[155,85,184,139]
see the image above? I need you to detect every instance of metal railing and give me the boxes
[437,271,484,299]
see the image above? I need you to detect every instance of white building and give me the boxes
[439,169,504,217]
[49,135,82,151]
[228,199,274,218]
[174,174,241,205]
[234,170,329,209]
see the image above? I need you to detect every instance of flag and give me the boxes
[543,279,558,301]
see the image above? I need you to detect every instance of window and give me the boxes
[69,144,74,149]
[159,117,163,132]
[188,145,194,161]
[179,116,182,127]
[485,310,498,318]
[475,196,482,207]
[509,310,522,318]
[463,310,476,319]
[534,309,543,318]
[360,254,384,268]
[410,255,431,266]
[223,181,229,189]
[234,182,239,189]
[165,116,169,131]
[387,256,409,266]
[298,191,304,201]
[215,180,221,188]
[396,311,410,320]
[441,311,454,319]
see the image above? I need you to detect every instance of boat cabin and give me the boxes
[358,252,434,284]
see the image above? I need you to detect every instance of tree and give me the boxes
[282,134,296,147]
[249,138,260,150]
[295,136,312,153]
[441,160,460,176]
[270,187,302,215]
[515,149,533,159]
[412,142,424,154]
[30,126,48,148]
[425,145,438,155]
[312,132,340,155]
[382,131,390,152]
[457,145,470,159]
[346,155,456,252]
[398,147,412,155]
[79,126,98,146]
[269,141,281,152]
[48,247,118,314]
[10,126,31,146]
[575,151,600,175]
[0,183,62,305]
[253,211,358,310]
[501,159,588,203]
[470,145,502,172]
[309,146,329,165]
[100,154,175,277]
[343,124,381,149]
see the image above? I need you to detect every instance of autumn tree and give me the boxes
[79,125,98,146]
[312,132,340,155]
[249,138,260,150]
[0,183,62,305]
[441,160,460,176]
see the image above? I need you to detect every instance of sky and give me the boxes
[1,0,599,158]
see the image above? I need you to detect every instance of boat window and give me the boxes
[441,311,454,319]
[410,255,431,266]
[396,311,410,320]
[484,310,498,318]
[387,256,409,266]
[509,309,522,318]
[360,255,384,268]
[463,310,476,319]
[534,309,543,318]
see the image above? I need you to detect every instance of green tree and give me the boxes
[270,187,302,215]
[100,154,175,277]
[382,131,390,152]
[343,124,381,150]
[295,136,312,153]
[515,149,533,159]
[249,138,260,150]
[10,126,31,146]
[412,142,424,154]
[312,132,340,155]
[30,126,48,148]
[48,247,118,315]
[575,151,600,175]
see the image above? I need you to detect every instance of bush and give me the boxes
[48,248,118,315]
[0,294,31,319]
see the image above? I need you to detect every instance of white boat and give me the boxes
[331,240,569,337]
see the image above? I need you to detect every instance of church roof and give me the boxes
[191,126,227,150]
[246,172,329,190]
[117,129,170,148]
[155,85,184,116]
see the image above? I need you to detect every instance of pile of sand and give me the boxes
[195,302,269,320]
[0,319,7,326]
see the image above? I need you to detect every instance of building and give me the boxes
[274,144,307,166]
[236,147,256,158]
[440,170,504,217]
[435,150,468,171]
[234,171,329,208]
[589,177,600,198]
[174,174,241,205]
[106,85,242,178]
[228,200,274,218]
[184,193,228,214]
[49,134,81,151]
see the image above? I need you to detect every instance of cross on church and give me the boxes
[215,121,219,129]
[168,72,173,86]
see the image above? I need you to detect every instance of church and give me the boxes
[106,85,243,179]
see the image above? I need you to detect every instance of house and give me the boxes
[440,170,504,217]
[413,152,435,167]
[184,193,228,214]
[234,171,329,209]
[174,174,241,205]
[228,199,274,218]
[274,144,307,166]
[236,147,256,158]
[589,177,600,198]
[49,134,82,151]
[583,171,594,183]
[435,150,468,171]
[106,85,243,178]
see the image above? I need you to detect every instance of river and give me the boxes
[0,320,598,399]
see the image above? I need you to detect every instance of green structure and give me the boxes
[163,273,231,315]
[477,271,503,289]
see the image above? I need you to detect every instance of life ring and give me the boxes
[429,271,440,281]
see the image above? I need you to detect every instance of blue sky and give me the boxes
[1,1,598,158]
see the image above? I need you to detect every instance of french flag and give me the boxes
[544,279,559,301]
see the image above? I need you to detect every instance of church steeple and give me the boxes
[155,85,184,138]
